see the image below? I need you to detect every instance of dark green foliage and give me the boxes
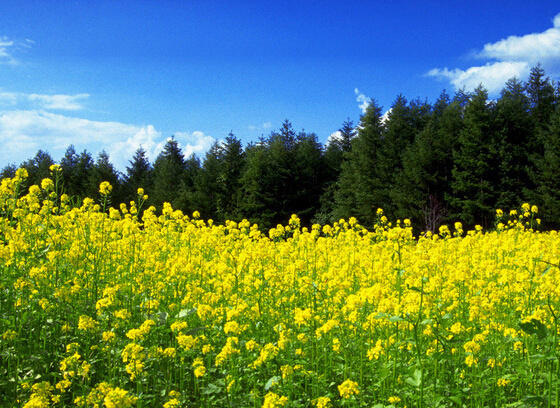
[124,147,153,203]
[450,86,499,226]
[88,150,123,204]
[218,133,245,220]
[333,100,385,226]
[21,150,55,189]
[0,164,16,180]
[152,136,186,211]
[396,91,459,231]
[240,120,326,229]
[60,147,94,201]
[315,120,356,224]
[494,77,533,209]
[534,106,560,226]
[3,65,560,230]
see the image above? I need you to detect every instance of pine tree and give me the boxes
[88,150,122,204]
[316,119,355,224]
[396,91,458,231]
[333,100,385,225]
[60,145,79,198]
[0,164,16,180]
[292,131,325,224]
[526,64,556,137]
[384,96,431,220]
[450,86,499,226]
[152,137,186,211]
[535,105,560,227]
[239,141,269,227]
[21,150,55,189]
[494,77,533,209]
[192,144,222,219]
[218,132,245,221]
[124,147,153,203]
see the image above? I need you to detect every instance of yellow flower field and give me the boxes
[1,168,560,407]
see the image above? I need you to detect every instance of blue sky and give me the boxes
[1,1,559,171]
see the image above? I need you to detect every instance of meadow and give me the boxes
[1,166,560,407]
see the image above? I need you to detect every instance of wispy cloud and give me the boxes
[0,36,33,65]
[0,92,90,111]
[427,12,560,93]
[247,122,273,132]
[354,88,370,114]
[28,94,90,110]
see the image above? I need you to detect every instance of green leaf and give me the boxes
[405,369,422,388]
[264,376,281,391]
[519,318,548,340]
[176,308,197,319]
[186,326,206,336]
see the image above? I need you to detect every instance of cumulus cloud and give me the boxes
[0,108,219,172]
[427,12,560,94]
[0,109,153,170]
[427,61,530,94]
[174,131,216,158]
[478,15,560,64]
[326,130,343,146]
[107,125,162,170]
[354,88,370,114]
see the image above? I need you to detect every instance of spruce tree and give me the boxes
[316,119,355,224]
[152,137,187,211]
[218,132,245,221]
[450,85,499,226]
[21,150,55,189]
[534,106,560,227]
[88,150,122,204]
[333,100,385,225]
[124,147,153,203]
[494,77,533,209]
[239,141,269,227]
[396,91,458,231]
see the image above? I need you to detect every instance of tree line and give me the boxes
[2,65,560,232]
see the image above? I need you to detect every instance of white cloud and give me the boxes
[478,14,560,64]
[0,92,90,110]
[174,131,216,158]
[28,94,90,110]
[354,88,370,114]
[248,122,273,132]
[0,107,219,172]
[427,12,560,94]
[0,109,154,171]
[381,108,392,125]
[427,61,530,94]
[107,125,162,171]
[0,37,16,64]
[0,36,32,65]
[326,130,342,146]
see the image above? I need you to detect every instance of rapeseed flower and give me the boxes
[338,379,359,399]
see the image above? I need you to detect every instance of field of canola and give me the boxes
[2,167,560,408]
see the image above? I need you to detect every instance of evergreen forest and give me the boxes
[3,65,560,232]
